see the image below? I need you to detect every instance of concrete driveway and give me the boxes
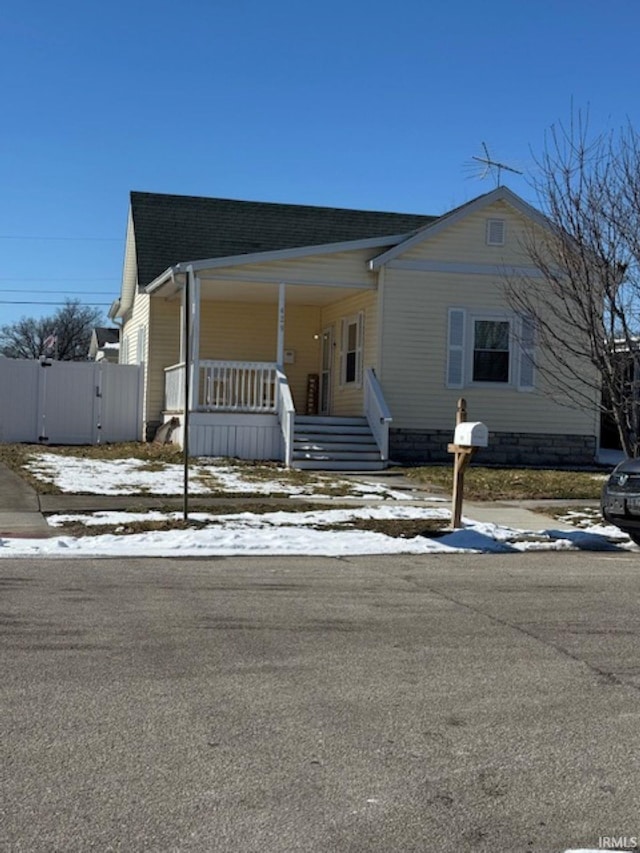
[2,552,639,852]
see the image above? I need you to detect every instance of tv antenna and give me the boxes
[467,142,522,187]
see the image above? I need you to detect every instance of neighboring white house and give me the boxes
[109,186,600,469]
[88,327,120,363]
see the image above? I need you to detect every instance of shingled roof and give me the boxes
[130,191,437,287]
[94,326,120,347]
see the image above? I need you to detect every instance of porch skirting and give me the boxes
[164,412,283,460]
[389,428,597,467]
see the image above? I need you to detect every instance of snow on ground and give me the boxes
[2,505,633,558]
[25,453,421,500]
[13,451,633,558]
[47,505,451,528]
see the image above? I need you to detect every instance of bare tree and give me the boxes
[506,112,640,457]
[0,299,104,361]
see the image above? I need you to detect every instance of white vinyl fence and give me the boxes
[0,359,143,445]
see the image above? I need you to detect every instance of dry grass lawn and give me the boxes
[406,465,606,501]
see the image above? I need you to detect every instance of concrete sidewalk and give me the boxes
[0,463,50,538]
[0,461,582,537]
[337,470,582,531]
[463,500,578,531]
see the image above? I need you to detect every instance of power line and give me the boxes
[0,235,120,242]
[0,277,119,281]
[0,289,116,294]
[0,300,112,306]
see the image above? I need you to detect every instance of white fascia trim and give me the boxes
[172,233,410,274]
[145,268,178,295]
[116,208,138,317]
[369,186,549,270]
[386,259,547,278]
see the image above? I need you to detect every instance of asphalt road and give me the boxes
[2,552,640,853]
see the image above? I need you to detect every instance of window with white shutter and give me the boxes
[446,308,535,391]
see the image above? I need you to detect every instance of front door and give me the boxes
[319,327,333,415]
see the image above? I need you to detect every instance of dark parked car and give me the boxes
[601,458,640,545]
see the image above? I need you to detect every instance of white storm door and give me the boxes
[319,327,333,415]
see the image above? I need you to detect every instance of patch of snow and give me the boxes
[8,507,634,558]
[48,505,451,528]
[25,454,417,500]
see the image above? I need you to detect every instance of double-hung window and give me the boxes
[447,308,535,391]
[472,319,510,383]
[340,312,364,386]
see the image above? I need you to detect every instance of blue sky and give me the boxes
[2,0,640,329]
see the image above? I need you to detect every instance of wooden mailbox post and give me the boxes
[447,398,488,529]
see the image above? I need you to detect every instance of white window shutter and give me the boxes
[517,315,535,390]
[447,308,465,388]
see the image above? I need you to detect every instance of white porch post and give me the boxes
[188,270,201,411]
[277,282,285,367]
[179,295,185,363]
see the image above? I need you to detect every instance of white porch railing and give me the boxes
[165,360,283,415]
[275,366,295,467]
[198,360,278,412]
[364,367,392,460]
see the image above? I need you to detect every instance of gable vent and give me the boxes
[486,218,505,246]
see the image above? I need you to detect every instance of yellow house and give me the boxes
[110,186,600,469]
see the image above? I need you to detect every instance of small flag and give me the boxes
[42,334,57,353]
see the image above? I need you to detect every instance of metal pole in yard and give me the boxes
[183,268,191,522]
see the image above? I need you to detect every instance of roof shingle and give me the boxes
[130,191,437,287]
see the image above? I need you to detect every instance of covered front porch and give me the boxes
[153,269,392,468]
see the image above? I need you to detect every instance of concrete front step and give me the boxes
[295,416,368,426]
[294,441,379,453]
[293,450,382,462]
[291,415,385,471]
[292,459,386,471]
[294,425,373,436]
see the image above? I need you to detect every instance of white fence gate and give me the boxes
[0,359,143,445]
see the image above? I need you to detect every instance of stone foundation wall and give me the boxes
[390,429,597,467]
